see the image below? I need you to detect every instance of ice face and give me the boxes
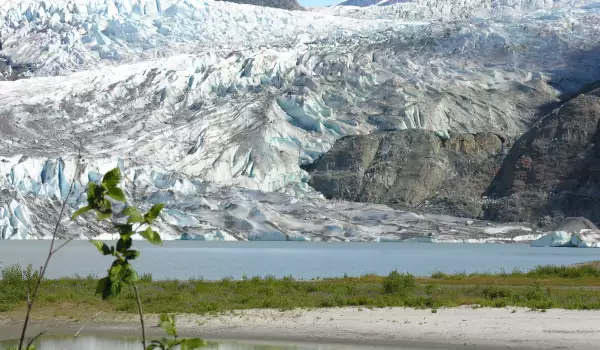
[1,0,600,241]
[531,230,600,248]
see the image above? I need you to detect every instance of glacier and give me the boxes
[531,230,600,247]
[1,0,600,241]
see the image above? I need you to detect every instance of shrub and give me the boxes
[382,270,416,294]
[481,286,512,300]
[527,265,600,279]
[0,264,40,301]
[431,270,448,279]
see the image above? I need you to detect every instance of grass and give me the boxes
[2,265,600,318]
[424,265,600,286]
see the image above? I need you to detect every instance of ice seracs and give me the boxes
[531,230,600,248]
[530,231,573,247]
[0,199,35,240]
[1,0,600,241]
[530,218,600,248]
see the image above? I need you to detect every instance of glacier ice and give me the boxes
[531,230,600,248]
[530,231,573,247]
[1,0,600,241]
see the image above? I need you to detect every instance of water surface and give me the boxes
[0,241,597,280]
[0,335,488,350]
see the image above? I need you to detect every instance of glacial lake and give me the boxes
[0,241,598,280]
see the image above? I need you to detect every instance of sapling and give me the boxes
[72,167,204,349]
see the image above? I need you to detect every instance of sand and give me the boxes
[1,307,600,349]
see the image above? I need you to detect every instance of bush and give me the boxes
[431,270,448,279]
[140,273,153,282]
[527,265,600,279]
[481,286,512,300]
[382,270,416,294]
[0,264,40,295]
[523,283,549,302]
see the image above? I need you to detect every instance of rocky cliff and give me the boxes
[304,130,507,218]
[217,0,304,10]
[306,86,600,226]
[485,86,600,225]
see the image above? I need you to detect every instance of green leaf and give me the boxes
[116,236,132,253]
[96,210,112,221]
[180,338,206,349]
[123,249,140,260]
[109,262,125,283]
[166,339,181,348]
[141,226,162,245]
[106,187,126,202]
[87,182,100,203]
[146,342,164,350]
[123,266,139,284]
[71,205,91,220]
[124,206,144,224]
[99,199,112,211]
[144,203,165,224]
[95,199,113,221]
[90,240,112,255]
[110,281,122,297]
[96,276,108,294]
[96,277,112,300]
[102,168,121,189]
[159,314,177,337]
[114,224,134,235]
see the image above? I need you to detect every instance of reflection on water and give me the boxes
[1,335,382,350]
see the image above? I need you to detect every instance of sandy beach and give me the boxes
[2,306,600,349]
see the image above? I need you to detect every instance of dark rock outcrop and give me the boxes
[552,217,598,233]
[217,0,303,10]
[485,87,600,225]
[304,130,506,218]
[305,86,600,225]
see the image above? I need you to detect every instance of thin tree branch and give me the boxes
[17,142,83,350]
[51,236,76,255]
[74,311,103,338]
[132,282,147,349]
[25,331,46,349]
[129,222,147,350]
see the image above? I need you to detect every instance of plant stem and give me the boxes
[25,331,46,349]
[132,282,147,349]
[17,146,82,350]
[74,311,103,338]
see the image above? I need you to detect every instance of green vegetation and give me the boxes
[2,265,600,318]
[8,167,201,350]
[425,265,600,286]
[69,167,202,349]
[381,270,416,294]
[3,165,600,349]
[147,314,206,350]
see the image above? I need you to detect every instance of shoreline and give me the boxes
[2,307,600,349]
